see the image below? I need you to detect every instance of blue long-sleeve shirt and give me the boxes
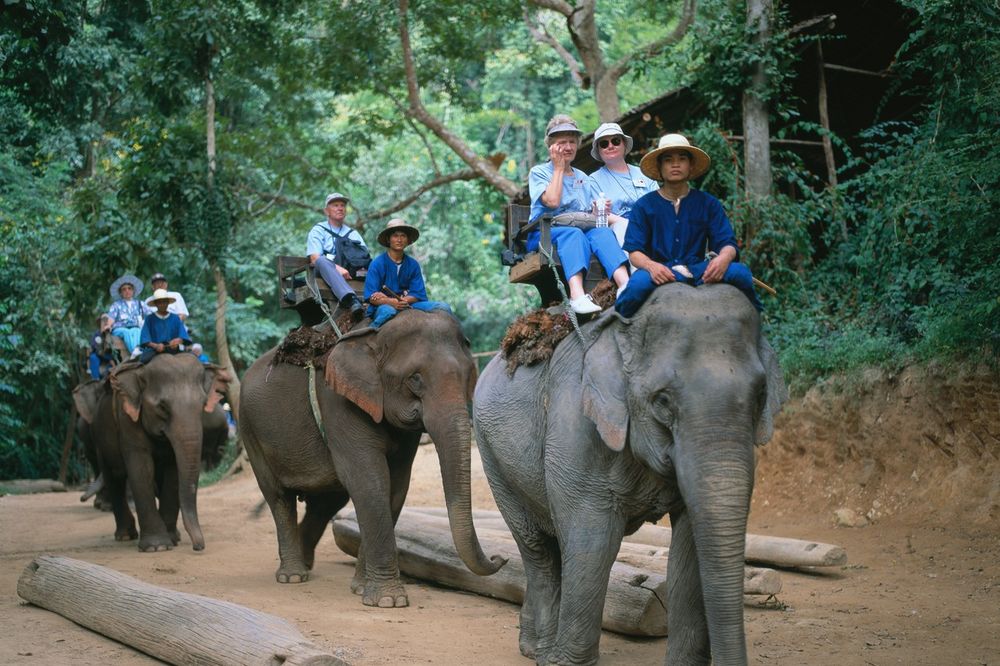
[623,189,739,266]
[140,313,191,348]
[363,253,428,303]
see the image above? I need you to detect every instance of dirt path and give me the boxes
[2,364,999,664]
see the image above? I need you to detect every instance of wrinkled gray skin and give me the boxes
[474,284,787,665]
[72,354,230,552]
[240,310,505,607]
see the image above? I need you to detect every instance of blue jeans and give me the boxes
[526,227,627,279]
[368,301,453,330]
[615,259,763,318]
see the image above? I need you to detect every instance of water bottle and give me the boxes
[595,192,608,228]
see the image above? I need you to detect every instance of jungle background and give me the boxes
[1,0,998,483]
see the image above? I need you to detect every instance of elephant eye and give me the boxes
[651,390,674,427]
[405,373,424,397]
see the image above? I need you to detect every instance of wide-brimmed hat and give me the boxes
[590,122,634,161]
[377,218,420,247]
[109,274,143,300]
[146,288,176,306]
[325,192,350,206]
[639,133,712,181]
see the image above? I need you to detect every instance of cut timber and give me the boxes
[403,508,781,596]
[0,479,66,493]
[17,555,347,666]
[621,522,847,568]
[332,511,668,636]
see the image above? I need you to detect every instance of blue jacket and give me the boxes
[623,189,739,266]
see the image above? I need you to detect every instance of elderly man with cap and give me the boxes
[587,122,658,249]
[528,114,630,314]
[137,288,192,364]
[106,274,153,356]
[306,191,367,320]
[615,133,762,318]
[363,218,452,330]
[149,272,189,321]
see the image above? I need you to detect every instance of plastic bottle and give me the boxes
[595,192,608,228]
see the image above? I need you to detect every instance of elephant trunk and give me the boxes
[425,407,506,576]
[676,424,756,665]
[169,419,206,552]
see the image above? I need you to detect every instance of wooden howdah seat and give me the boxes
[502,203,608,305]
[276,256,366,326]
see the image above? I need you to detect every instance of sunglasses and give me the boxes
[598,136,624,149]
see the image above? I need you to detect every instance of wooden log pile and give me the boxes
[332,507,844,636]
[17,555,347,666]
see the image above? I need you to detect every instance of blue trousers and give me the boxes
[527,227,627,279]
[368,301,453,330]
[112,327,142,353]
[89,352,112,380]
[314,257,356,301]
[615,259,763,317]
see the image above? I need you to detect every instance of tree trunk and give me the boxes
[742,0,773,199]
[333,510,669,636]
[17,555,346,665]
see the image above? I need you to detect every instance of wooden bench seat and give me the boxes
[276,255,366,325]
[503,204,608,305]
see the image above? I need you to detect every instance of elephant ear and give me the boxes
[325,332,384,422]
[754,334,789,446]
[581,321,629,452]
[111,365,144,423]
[202,364,232,414]
[72,380,105,424]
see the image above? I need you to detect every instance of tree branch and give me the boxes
[384,92,442,176]
[528,0,574,17]
[524,9,584,86]
[606,0,696,82]
[357,168,479,223]
[235,184,322,215]
[398,0,520,198]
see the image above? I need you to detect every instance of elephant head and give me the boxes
[581,284,787,660]
[111,354,231,550]
[325,310,504,576]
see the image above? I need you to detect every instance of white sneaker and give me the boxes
[569,295,602,315]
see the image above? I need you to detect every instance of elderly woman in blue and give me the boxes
[106,274,152,355]
[588,122,658,250]
[363,218,452,330]
[528,114,630,315]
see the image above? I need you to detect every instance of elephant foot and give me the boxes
[114,527,138,541]
[169,529,181,546]
[138,534,175,552]
[350,573,365,595]
[276,563,310,584]
[362,580,408,608]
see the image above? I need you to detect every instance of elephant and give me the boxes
[239,309,505,607]
[473,283,787,665]
[72,353,231,551]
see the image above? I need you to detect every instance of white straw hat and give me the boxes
[639,133,711,180]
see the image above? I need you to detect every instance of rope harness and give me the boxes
[537,244,586,345]
[306,269,345,341]
[306,362,326,441]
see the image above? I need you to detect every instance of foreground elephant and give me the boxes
[240,310,504,607]
[474,283,787,665]
[72,354,230,551]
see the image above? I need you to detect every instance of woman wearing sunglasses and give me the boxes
[588,123,658,249]
[528,115,631,314]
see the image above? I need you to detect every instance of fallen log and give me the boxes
[620,522,847,568]
[332,512,668,636]
[17,555,347,666]
[1,478,66,494]
[400,508,781,595]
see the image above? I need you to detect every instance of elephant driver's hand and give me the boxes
[167,338,183,349]
[393,298,411,311]
[647,262,675,285]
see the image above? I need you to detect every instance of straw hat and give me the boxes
[590,122,634,161]
[377,218,420,247]
[146,288,176,306]
[109,274,143,300]
[639,133,711,181]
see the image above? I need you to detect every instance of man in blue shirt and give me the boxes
[615,134,762,318]
[138,289,192,364]
[363,218,452,330]
[307,192,366,321]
